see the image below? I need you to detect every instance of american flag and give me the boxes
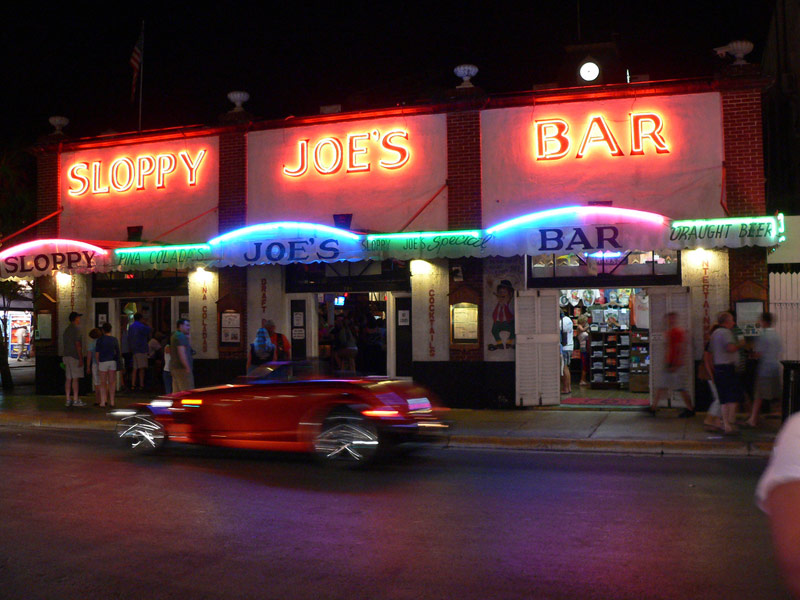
[130,28,143,102]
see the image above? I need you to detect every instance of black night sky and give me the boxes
[2,2,776,144]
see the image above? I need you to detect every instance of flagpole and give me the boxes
[138,20,145,132]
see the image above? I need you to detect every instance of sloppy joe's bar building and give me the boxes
[23,69,775,407]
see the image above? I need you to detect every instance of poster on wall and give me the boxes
[484,256,523,361]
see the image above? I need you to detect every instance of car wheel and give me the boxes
[314,410,381,466]
[115,413,166,455]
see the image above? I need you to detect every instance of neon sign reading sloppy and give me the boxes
[534,113,669,160]
[283,129,411,177]
[67,149,207,196]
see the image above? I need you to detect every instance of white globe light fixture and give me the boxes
[579,60,600,83]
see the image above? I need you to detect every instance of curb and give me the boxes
[448,435,773,457]
[0,416,775,457]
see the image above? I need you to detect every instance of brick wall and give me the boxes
[218,129,247,233]
[721,83,769,304]
[35,150,59,238]
[447,110,483,361]
[446,111,482,230]
[217,127,248,359]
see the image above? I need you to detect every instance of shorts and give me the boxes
[755,373,781,400]
[132,352,148,369]
[713,364,744,405]
[561,349,572,371]
[98,360,117,373]
[658,369,686,392]
[63,356,83,379]
[91,363,100,386]
[171,369,195,393]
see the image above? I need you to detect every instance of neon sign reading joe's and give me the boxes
[67,149,207,196]
[534,112,670,160]
[283,129,411,177]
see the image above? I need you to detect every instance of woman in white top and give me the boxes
[162,344,172,394]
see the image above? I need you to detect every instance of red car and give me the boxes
[111,362,449,466]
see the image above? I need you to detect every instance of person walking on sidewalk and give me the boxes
[650,312,694,417]
[747,312,782,428]
[95,322,121,408]
[63,311,86,408]
[86,327,102,406]
[709,311,745,434]
[170,319,194,392]
[127,312,151,392]
[560,309,573,395]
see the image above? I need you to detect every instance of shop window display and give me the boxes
[559,287,651,394]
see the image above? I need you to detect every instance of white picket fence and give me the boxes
[770,272,800,361]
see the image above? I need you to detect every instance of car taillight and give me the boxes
[361,409,400,418]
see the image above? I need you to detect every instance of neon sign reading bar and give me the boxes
[283,129,411,177]
[67,149,207,196]
[535,113,669,160]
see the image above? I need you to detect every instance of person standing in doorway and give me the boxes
[264,319,291,361]
[650,312,695,417]
[95,322,121,408]
[560,309,573,395]
[15,326,28,360]
[747,312,782,428]
[127,312,151,392]
[170,319,194,392]
[709,311,745,434]
[576,314,590,387]
[63,311,86,408]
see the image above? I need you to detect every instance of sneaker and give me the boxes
[73,400,87,407]
[678,409,696,418]
[65,400,72,408]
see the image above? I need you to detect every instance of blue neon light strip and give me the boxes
[486,206,666,235]
[208,221,361,245]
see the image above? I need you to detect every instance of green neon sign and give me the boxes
[366,230,481,241]
[115,244,211,254]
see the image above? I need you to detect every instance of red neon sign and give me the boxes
[283,129,411,177]
[534,112,670,160]
[67,149,207,196]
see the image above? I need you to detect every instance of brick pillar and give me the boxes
[447,110,483,361]
[721,83,769,304]
[218,128,248,360]
[34,150,60,363]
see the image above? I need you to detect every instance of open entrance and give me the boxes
[318,292,389,375]
[559,287,651,407]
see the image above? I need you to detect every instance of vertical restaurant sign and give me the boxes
[481,92,725,223]
[0,240,111,278]
[60,136,219,244]
[248,114,448,233]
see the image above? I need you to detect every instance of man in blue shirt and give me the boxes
[127,312,151,391]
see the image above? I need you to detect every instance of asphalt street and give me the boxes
[0,427,788,600]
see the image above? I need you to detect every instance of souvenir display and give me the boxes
[569,289,581,306]
[582,289,595,305]
[559,293,570,307]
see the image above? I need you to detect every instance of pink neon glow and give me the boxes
[0,239,109,259]
[486,205,666,234]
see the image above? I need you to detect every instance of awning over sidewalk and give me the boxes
[0,209,785,278]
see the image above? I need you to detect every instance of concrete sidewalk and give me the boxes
[0,390,780,457]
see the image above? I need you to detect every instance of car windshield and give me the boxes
[239,359,336,383]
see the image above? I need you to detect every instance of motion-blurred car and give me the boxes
[110,362,449,466]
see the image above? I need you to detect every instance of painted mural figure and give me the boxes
[488,280,515,351]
